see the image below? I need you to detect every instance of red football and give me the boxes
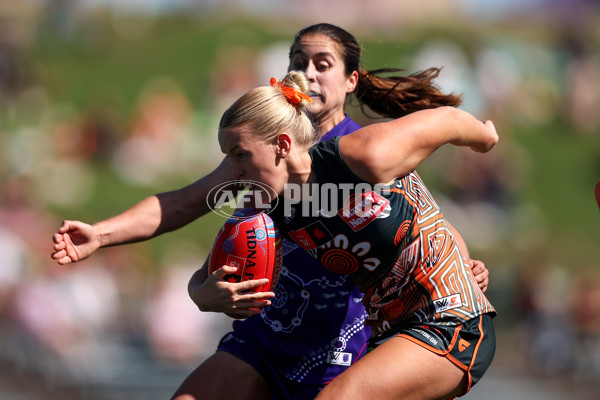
[209,209,283,294]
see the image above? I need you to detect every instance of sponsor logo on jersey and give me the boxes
[433,293,462,313]
[338,191,390,232]
[326,351,352,366]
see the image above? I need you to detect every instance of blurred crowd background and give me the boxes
[0,0,599,399]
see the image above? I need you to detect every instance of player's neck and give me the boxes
[318,110,345,136]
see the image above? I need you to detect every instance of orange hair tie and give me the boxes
[270,77,312,106]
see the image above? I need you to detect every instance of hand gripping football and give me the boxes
[209,209,283,293]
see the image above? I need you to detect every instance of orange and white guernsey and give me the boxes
[269,137,496,338]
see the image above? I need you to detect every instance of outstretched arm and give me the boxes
[52,157,233,265]
[340,107,498,183]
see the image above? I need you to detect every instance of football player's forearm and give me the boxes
[96,158,232,246]
[93,195,164,247]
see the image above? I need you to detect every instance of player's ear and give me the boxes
[276,132,292,158]
[346,70,358,93]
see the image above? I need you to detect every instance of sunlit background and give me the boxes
[1,1,599,399]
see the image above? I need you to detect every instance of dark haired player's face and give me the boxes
[289,33,355,128]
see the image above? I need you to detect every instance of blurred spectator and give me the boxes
[144,255,231,366]
[13,261,120,374]
[0,2,35,104]
[0,173,121,375]
[410,39,485,115]
[44,107,98,207]
[210,45,260,115]
[515,264,575,377]
[0,175,56,255]
[44,0,76,40]
[570,271,600,381]
[562,33,600,135]
[0,226,27,318]
[111,78,197,186]
[256,41,291,89]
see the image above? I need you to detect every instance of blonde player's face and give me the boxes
[218,124,282,200]
[289,33,355,125]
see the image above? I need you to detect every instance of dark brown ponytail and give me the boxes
[291,23,463,119]
[355,67,462,118]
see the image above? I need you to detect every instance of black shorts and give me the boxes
[368,313,496,395]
